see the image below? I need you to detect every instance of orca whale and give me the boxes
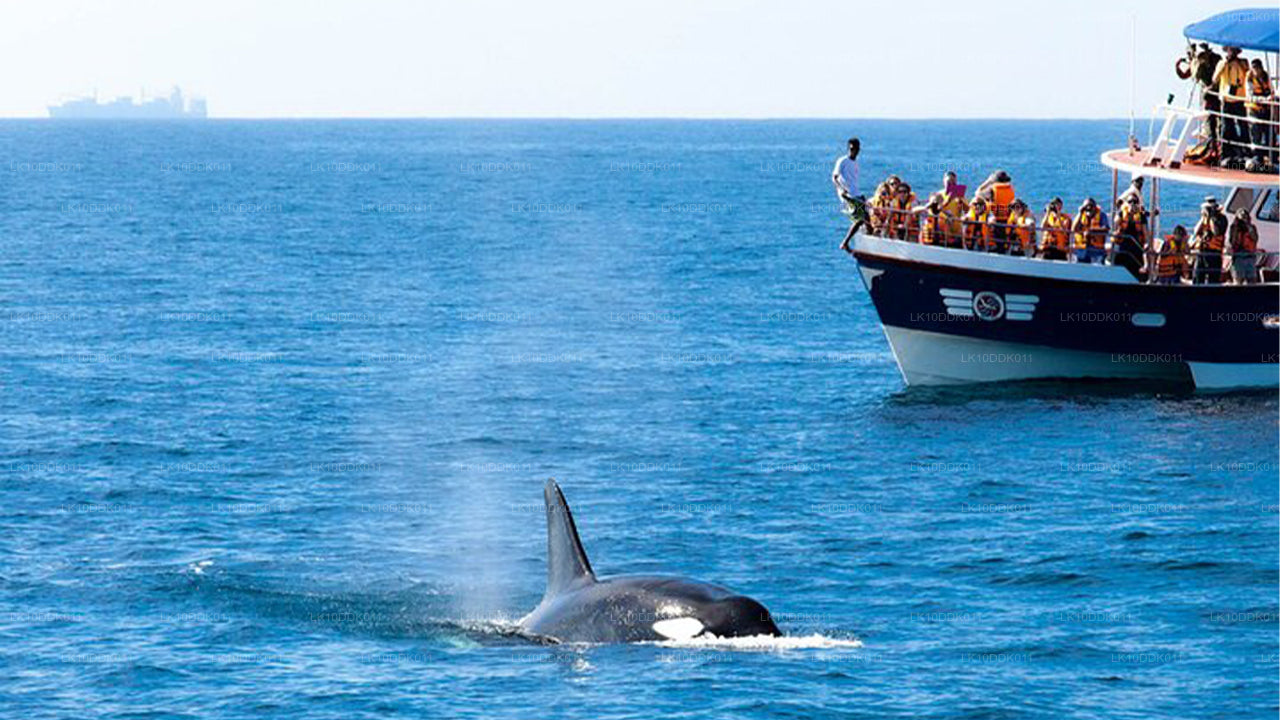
[518,479,782,643]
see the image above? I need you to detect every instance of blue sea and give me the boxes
[1,120,1276,720]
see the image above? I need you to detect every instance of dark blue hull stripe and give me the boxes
[854,253,1279,365]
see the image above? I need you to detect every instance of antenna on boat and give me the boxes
[1127,13,1138,153]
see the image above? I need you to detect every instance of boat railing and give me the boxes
[1145,98,1280,168]
[866,206,1277,284]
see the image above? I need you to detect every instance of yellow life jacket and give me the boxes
[962,207,989,247]
[940,194,966,216]
[1219,58,1249,97]
[869,190,892,230]
[1116,205,1147,246]
[1248,71,1273,111]
[1074,210,1107,249]
[1042,210,1071,251]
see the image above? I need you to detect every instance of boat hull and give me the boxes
[851,234,1278,390]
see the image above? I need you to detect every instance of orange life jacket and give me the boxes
[919,210,948,245]
[990,183,1015,222]
[1156,237,1187,278]
[1041,210,1072,251]
[894,194,918,238]
[1229,222,1258,254]
[1194,215,1226,253]
[962,207,989,248]
[1008,210,1035,252]
[1074,210,1107,249]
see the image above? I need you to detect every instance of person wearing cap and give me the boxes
[1040,198,1072,261]
[1116,176,1145,208]
[1191,197,1228,284]
[1072,198,1109,264]
[834,138,869,253]
[1111,194,1149,279]
[1006,200,1037,257]
[1213,46,1251,153]
[1152,226,1190,285]
[1227,208,1260,284]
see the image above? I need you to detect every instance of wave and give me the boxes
[652,633,863,651]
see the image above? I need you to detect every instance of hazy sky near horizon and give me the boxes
[0,0,1264,118]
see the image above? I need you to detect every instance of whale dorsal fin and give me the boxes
[542,479,595,599]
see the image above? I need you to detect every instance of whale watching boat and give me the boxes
[846,8,1279,391]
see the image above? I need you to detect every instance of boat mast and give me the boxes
[1128,14,1137,144]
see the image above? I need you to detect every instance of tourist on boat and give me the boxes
[1153,226,1190,285]
[974,170,1015,244]
[1191,197,1228,284]
[1192,44,1225,152]
[1192,43,1221,90]
[1116,176,1145,208]
[938,172,968,244]
[1111,195,1149,279]
[889,183,919,241]
[834,138,868,253]
[916,194,950,247]
[939,171,964,199]
[1227,208,1261,284]
[1039,198,1072,261]
[868,175,900,237]
[1246,59,1274,158]
[1006,200,1037,257]
[1213,46,1251,154]
[1071,198,1109,264]
[1196,87,1223,158]
[961,197,991,251]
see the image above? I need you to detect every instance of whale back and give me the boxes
[542,479,595,600]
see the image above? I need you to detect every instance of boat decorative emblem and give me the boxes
[939,289,1039,322]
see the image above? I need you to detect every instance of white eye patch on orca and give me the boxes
[652,617,705,640]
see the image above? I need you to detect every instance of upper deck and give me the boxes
[1103,104,1280,190]
[1100,148,1280,190]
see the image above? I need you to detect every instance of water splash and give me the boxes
[653,633,864,651]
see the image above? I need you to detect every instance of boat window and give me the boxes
[1260,190,1279,223]
[1227,188,1254,213]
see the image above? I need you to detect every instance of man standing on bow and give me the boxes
[835,138,868,254]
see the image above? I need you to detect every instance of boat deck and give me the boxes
[1101,149,1280,190]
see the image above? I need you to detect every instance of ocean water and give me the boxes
[0,119,1276,720]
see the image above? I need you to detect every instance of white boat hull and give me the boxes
[882,326,1192,386]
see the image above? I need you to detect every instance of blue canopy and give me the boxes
[1184,8,1279,53]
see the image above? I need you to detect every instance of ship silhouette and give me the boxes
[48,86,207,119]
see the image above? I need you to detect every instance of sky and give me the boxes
[0,0,1265,118]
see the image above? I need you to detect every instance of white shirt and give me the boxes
[833,156,860,197]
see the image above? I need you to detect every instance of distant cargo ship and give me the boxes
[48,86,207,119]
